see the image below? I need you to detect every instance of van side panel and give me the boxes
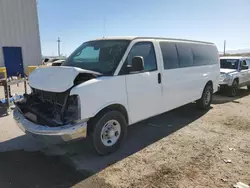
[70,76,129,123]
[157,40,219,112]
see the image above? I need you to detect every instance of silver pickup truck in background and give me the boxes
[219,56,250,97]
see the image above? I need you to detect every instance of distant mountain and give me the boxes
[219,49,250,55]
[226,49,250,54]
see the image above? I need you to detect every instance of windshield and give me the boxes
[62,40,130,75]
[220,59,239,69]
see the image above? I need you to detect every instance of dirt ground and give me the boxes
[0,150,86,188]
[0,84,250,188]
[76,89,250,188]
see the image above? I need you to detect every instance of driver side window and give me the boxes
[241,60,247,66]
[129,42,157,72]
[246,60,250,67]
[125,42,157,73]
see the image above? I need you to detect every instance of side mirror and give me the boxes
[130,56,144,72]
[241,65,249,70]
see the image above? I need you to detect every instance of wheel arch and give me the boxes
[199,80,213,98]
[87,103,129,135]
[234,77,239,83]
[206,80,213,88]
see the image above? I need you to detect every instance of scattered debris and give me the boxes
[228,147,236,151]
[228,146,236,151]
[233,182,249,188]
[221,178,228,182]
[223,159,232,163]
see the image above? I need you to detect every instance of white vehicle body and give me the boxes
[13,37,220,149]
[219,56,250,87]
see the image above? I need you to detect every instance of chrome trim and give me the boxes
[13,108,87,138]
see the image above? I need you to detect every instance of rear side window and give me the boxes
[176,43,194,68]
[160,41,218,69]
[192,44,218,66]
[159,42,179,69]
[192,44,208,66]
[206,45,219,64]
[192,44,218,65]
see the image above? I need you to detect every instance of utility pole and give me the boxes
[223,40,226,55]
[57,37,61,57]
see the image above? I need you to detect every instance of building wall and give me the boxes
[0,0,42,73]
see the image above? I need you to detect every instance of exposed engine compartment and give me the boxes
[16,72,99,127]
[16,90,75,127]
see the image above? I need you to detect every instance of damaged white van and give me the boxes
[13,37,220,155]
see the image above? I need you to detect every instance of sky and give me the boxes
[37,0,250,56]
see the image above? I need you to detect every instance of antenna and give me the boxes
[57,37,61,56]
[103,15,106,38]
[223,40,226,55]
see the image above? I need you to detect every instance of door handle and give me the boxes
[158,73,161,84]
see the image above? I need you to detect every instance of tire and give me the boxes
[227,80,238,97]
[247,86,250,91]
[90,110,127,156]
[196,84,213,110]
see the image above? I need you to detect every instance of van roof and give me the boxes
[220,56,249,60]
[94,36,214,45]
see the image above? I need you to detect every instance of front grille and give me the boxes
[32,88,67,106]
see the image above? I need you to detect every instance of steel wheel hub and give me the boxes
[204,90,211,105]
[101,120,121,147]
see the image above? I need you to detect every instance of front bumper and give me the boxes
[13,108,88,144]
[219,79,230,86]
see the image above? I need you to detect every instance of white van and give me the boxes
[13,37,220,155]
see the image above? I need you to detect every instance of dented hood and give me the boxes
[29,66,101,92]
[220,68,237,74]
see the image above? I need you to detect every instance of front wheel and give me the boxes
[196,84,213,110]
[90,111,127,156]
[227,80,238,97]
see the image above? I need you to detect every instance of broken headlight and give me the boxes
[65,95,81,122]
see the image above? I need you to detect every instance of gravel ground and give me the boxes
[75,89,250,188]
[0,84,250,188]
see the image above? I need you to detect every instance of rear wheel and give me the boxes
[228,80,238,97]
[90,110,127,156]
[196,84,213,110]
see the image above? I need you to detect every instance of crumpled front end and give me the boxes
[13,66,101,143]
[13,86,87,144]
[13,89,88,143]
[13,107,87,144]
[15,89,82,126]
